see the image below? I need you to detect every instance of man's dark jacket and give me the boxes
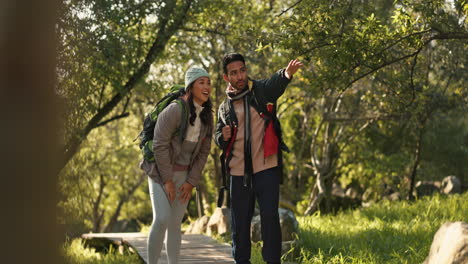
[215,69,291,207]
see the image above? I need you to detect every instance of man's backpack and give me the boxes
[138,84,187,162]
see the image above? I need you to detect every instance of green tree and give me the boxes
[57,0,196,172]
[59,116,149,234]
[271,0,468,214]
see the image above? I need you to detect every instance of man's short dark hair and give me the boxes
[222,53,245,74]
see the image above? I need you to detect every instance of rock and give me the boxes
[279,208,299,241]
[383,192,401,201]
[423,221,468,264]
[331,183,345,197]
[185,215,209,234]
[109,219,140,233]
[441,176,462,195]
[206,208,231,236]
[280,199,298,214]
[250,208,299,242]
[251,215,262,242]
[415,181,439,197]
[362,188,374,202]
[345,187,361,200]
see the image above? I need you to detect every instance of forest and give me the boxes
[53,0,467,263]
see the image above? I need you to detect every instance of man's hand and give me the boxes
[222,125,231,141]
[164,180,176,203]
[285,59,304,79]
[178,182,194,204]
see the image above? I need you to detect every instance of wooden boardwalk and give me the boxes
[82,233,233,263]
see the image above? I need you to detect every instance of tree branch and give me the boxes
[432,31,468,40]
[276,0,303,17]
[310,117,326,169]
[121,95,131,115]
[345,32,468,90]
[337,118,375,155]
[377,29,432,57]
[406,44,424,107]
[95,113,130,128]
[61,0,194,171]
[103,175,145,232]
[345,39,430,90]
[324,114,397,122]
[181,27,227,35]
[98,84,106,110]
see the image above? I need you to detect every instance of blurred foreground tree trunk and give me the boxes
[0,0,61,263]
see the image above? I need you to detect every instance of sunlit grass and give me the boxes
[68,193,465,263]
[251,192,467,264]
[62,238,142,264]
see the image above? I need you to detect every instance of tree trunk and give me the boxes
[305,119,338,215]
[196,183,205,217]
[103,176,144,233]
[293,107,310,194]
[201,186,211,214]
[211,151,221,192]
[1,0,61,263]
[304,174,325,215]
[323,175,334,213]
[407,127,424,200]
[92,173,106,232]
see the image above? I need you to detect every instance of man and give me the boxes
[215,53,303,264]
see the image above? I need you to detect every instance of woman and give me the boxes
[140,66,213,264]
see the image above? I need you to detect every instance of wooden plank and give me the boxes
[82,233,233,264]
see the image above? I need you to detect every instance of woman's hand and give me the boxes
[178,182,194,204]
[164,180,176,203]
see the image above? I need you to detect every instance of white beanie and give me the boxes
[185,66,210,91]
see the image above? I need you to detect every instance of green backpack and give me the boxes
[138,84,187,162]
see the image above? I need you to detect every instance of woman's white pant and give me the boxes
[147,171,188,264]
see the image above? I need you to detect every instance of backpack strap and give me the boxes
[175,99,188,142]
[217,100,231,207]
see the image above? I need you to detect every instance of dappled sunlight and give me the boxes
[290,193,468,264]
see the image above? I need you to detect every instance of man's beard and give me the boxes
[232,80,247,91]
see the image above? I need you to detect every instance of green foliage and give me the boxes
[285,193,468,264]
[250,242,266,264]
[58,0,467,236]
[59,115,150,235]
[58,0,158,141]
[63,238,142,264]
[267,0,467,211]
[420,112,468,179]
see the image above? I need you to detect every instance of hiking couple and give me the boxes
[140,53,303,264]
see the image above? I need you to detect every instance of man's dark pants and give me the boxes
[230,166,281,264]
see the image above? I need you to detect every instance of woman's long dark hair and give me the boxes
[186,83,212,126]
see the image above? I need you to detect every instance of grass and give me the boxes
[251,192,467,264]
[64,193,466,264]
[62,238,143,264]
